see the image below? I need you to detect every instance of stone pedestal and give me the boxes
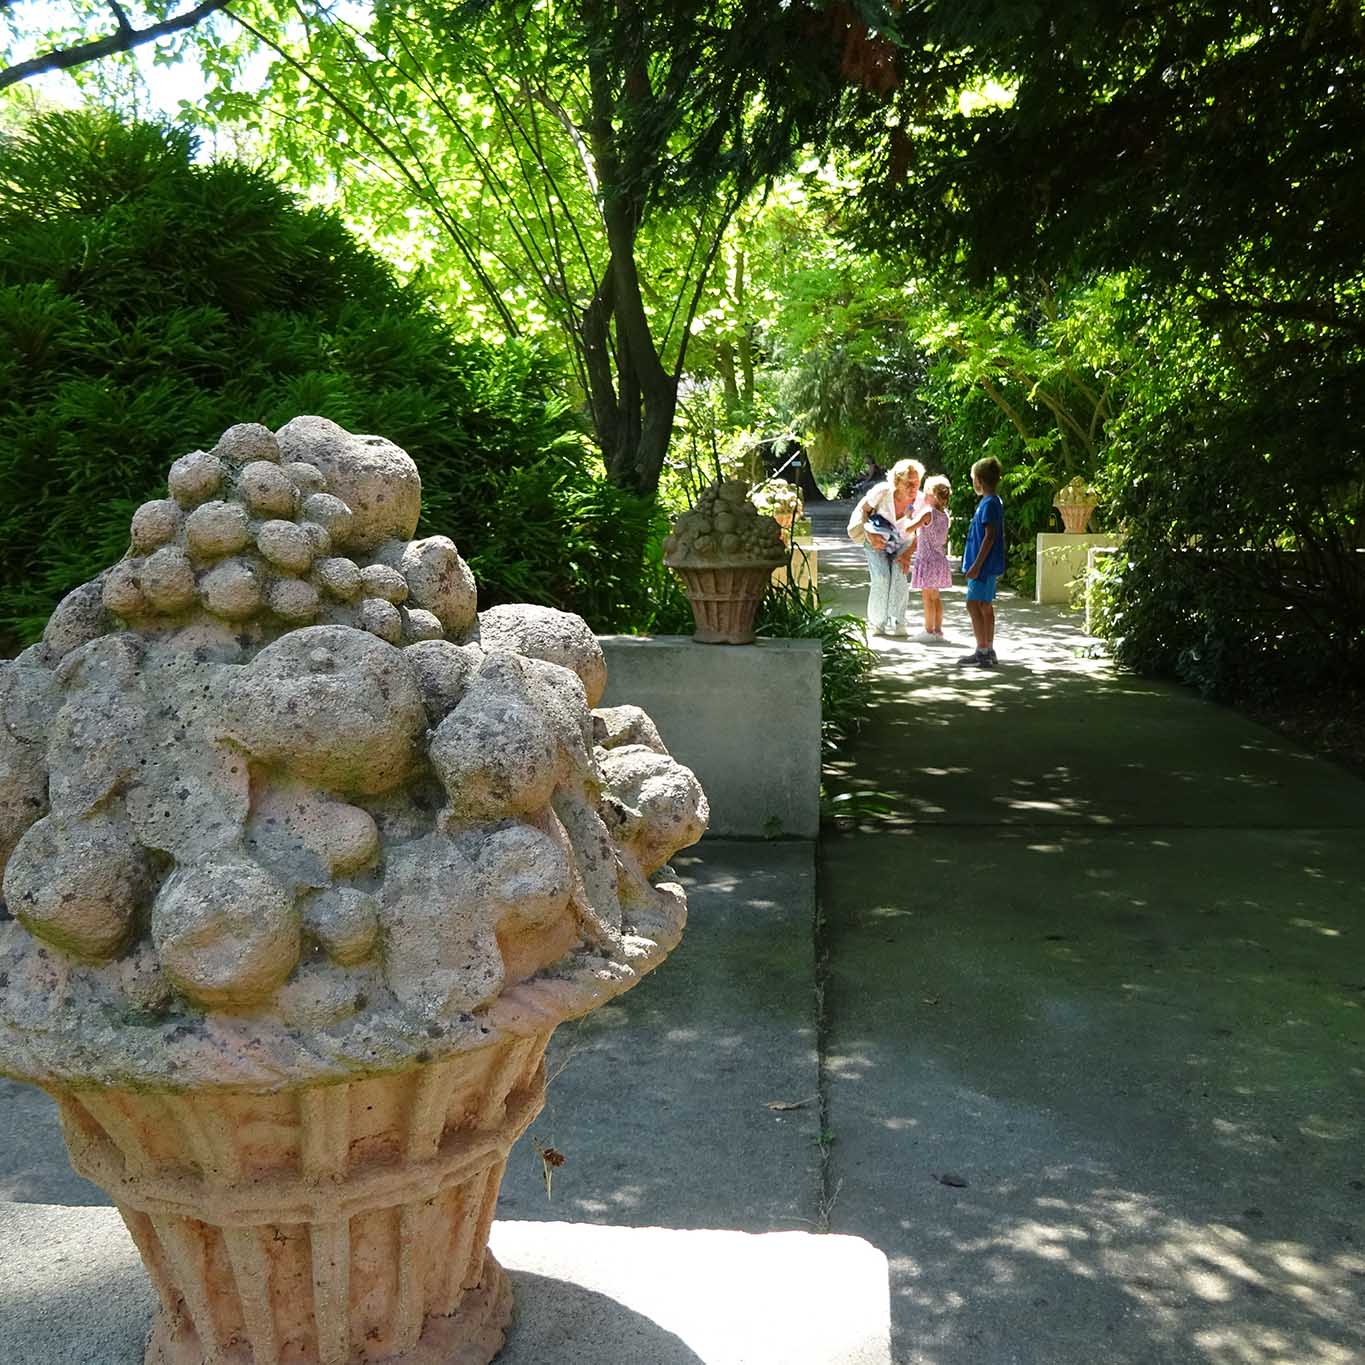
[1035,533,1118,604]
[772,538,818,593]
[597,636,821,839]
[490,1222,891,1364]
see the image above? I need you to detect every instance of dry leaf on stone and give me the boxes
[766,1097,816,1112]
[532,1138,566,1199]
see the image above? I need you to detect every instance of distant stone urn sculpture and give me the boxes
[0,417,707,1365]
[1052,476,1100,534]
[662,480,786,644]
[750,481,802,543]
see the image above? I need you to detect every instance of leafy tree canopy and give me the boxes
[0,107,660,641]
[2,0,950,495]
[848,1,1364,353]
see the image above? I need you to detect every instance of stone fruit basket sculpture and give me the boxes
[0,417,707,1365]
[1053,476,1099,534]
[749,481,802,541]
[661,479,785,644]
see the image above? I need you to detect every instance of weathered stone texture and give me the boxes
[476,602,608,706]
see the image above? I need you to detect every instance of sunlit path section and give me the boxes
[809,499,1365,1365]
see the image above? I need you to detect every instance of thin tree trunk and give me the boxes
[739,324,756,410]
[734,249,755,409]
[584,6,677,498]
[716,341,741,421]
[582,267,620,458]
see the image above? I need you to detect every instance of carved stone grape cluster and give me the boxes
[101,418,473,646]
[0,418,707,1088]
[662,480,786,567]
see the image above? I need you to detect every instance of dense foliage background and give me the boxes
[0,110,663,643]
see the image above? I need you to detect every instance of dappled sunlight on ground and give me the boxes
[820,831,1365,1361]
[810,501,1364,832]
[497,844,825,1236]
[882,1172,1365,1365]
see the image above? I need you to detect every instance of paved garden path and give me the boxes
[809,499,1365,1365]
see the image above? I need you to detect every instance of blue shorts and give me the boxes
[964,574,998,603]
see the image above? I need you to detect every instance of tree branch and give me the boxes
[975,375,1034,442]
[1026,383,1095,459]
[106,1,133,36]
[672,193,743,383]
[0,0,231,90]
[532,88,599,197]
[223,4,520,334]
[331,11,562,321]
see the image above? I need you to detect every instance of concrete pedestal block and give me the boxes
[1036,532,1119,604]
[597,636,821,839]
[490,1221,891,1364]
[772,539,818,593]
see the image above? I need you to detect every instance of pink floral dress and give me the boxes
[909,506,952,590]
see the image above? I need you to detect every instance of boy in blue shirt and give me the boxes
[958,456,1006,668]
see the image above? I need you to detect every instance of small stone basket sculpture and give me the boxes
[749,481,802,544]
[662,480,786,644]
[0,417,708,1365]
[1052,476,1099,534]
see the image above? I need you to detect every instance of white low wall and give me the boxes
[773,539,818,593]
[1084,544,1124,635]
[598,635,822,839]
[1035,533,1119,604]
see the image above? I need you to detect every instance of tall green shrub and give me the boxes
[0,110,656,642]
[1095,302,1365,701]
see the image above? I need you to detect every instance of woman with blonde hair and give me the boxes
[846,458,924,637]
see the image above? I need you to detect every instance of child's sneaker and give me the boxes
[931,631,949,645]
[915,630,938,644]
[957,649,985,666]
[985,648,998,666]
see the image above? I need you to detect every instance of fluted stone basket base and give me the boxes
[670,564,774,644]
[1056,503,1097,534]
[51,1031,550,1365]
[147,1253,513,1365]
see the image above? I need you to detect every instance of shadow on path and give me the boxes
[812,502,1364,833]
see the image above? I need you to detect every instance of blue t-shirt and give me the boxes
[962,493,1005,577]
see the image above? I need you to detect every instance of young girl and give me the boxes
[907,475,952,643]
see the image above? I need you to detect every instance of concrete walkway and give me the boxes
[810,499,1365,1365]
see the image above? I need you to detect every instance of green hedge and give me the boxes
[1094,330,1365,702]
[0,110,657,643]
